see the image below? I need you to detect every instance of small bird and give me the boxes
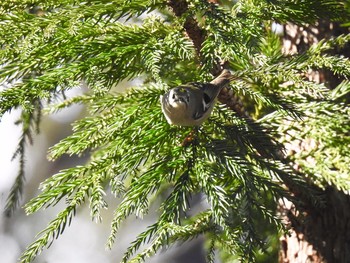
[160,69,234,126]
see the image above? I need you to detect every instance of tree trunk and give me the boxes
[279,22,350,263]
[279,188,350,263]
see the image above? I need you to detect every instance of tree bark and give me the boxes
[279,188,350,263]
[279,21,350,263]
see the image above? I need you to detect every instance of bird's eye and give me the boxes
[203,93,211,104]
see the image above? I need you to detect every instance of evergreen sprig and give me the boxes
[1,0,349,262]
[4,99,42,216]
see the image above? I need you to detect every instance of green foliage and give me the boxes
[4,100,41,216]
[1,0,350,263]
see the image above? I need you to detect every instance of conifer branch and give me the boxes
[4,100,41,216]
[20,205,77,263]
[168,0,205,55]
[0,1,349,263]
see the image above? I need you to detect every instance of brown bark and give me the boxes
[279,21,350,263]
[279,188,350,263]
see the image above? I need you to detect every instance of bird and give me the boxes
[160,69,234,126]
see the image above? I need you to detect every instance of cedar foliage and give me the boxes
[0,0,349,262]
